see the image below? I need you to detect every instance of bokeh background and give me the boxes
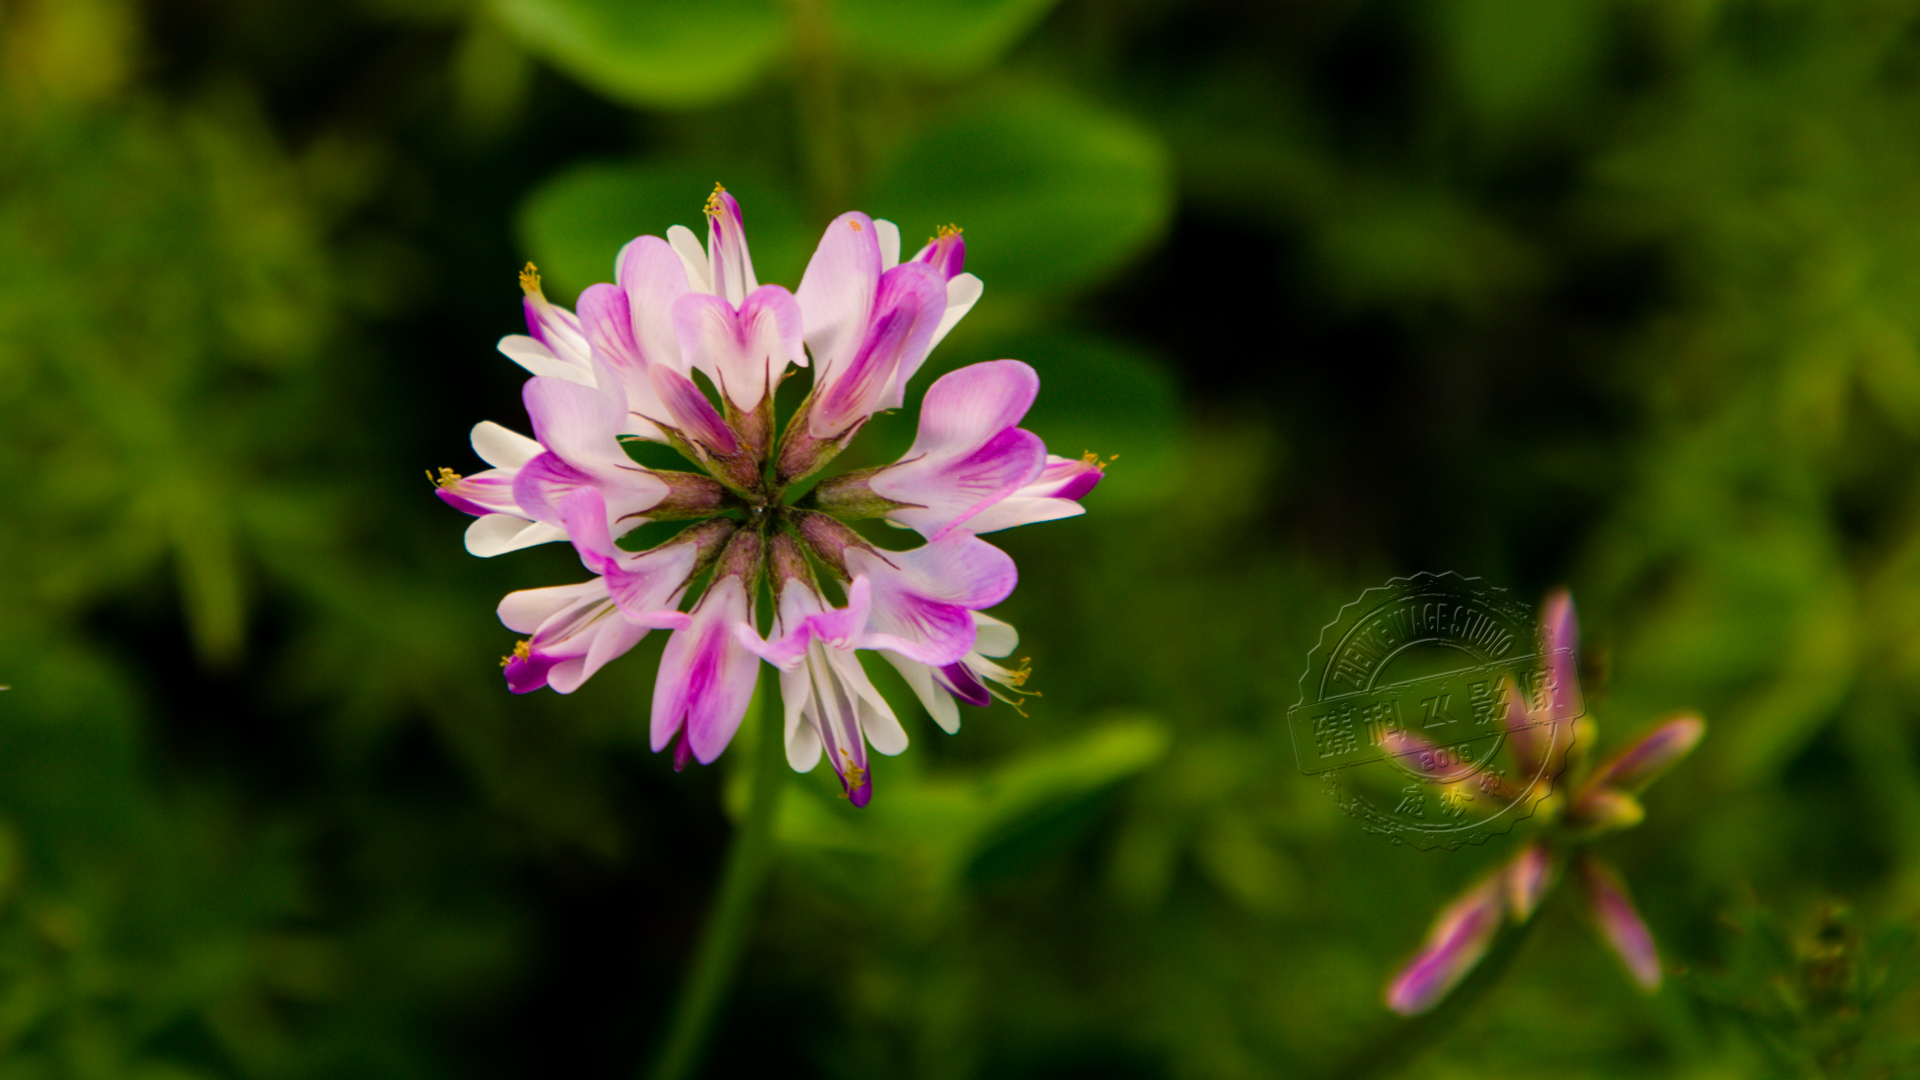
[6,0,1920,1076]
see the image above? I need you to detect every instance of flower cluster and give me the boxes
[433,187,1103,806]
[1384,591,1706,1013]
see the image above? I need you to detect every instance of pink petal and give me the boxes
[809,261,947,437]
[522,374,625,472]
[496,579,644,695]
[704,187,758,306]
[651,576,760,763]
[901,360,1039,457]
[1384,876,1506,1015]
[649,365,740,456]
[577,283,642,372]
[844,536,1016,665]
[1504,842,1556,922]
[910,227,966,280]
[879,428,1048,541]
[1539,588,1580,718]
[434,470,519,517]
[552,488,697,629]
[510,452,597,529]
[869,358,1046,529]
[671,285,803,413]
[795,212,882,389]
[1586,714,1705,794]
[1579,854,1662,990]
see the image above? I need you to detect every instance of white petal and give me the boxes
[667,225,712,294]
[497,578,605,633]
[961,496,1087,535]
[500,335,595,386]
[862,698,909,755]
[926,273,982,356]
[470,421,543,470]
[971,612,1019,658]
[780,665,823,770]
[465,514,565,557]
[875,218,901,271]
[883,653,960,734]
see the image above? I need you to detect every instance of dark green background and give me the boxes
[3,0,1918,1076]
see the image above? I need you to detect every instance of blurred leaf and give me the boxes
[778,716,1169,909]
[867,84,1173,297]
[517,158,811,299]
[832,0,1064,78]
[1441,0,1604,126]
[491,0,785,108]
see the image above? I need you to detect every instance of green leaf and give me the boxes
[832,0,1065,78]
[867,84,1173,297]
[491,0,785,108]
[775,716,1169,910]
[516,160,811,300]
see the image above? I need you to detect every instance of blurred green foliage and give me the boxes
[8,0,1920,1076]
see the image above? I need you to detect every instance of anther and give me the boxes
[428,467,462,488]
[518,263,541,294]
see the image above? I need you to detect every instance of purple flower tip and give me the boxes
[1580,855,1662,990]
[672,732,695,772]
[1592,713,1706,794]
[1384,878,1505,1015]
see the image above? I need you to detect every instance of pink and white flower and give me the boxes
[434,185,1101,804]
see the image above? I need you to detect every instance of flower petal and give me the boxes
[1384,876,1506,1015]
[810,261,947,436]
[875,218,901,270]
[917,271,982,375]
[497,580,644,695]
[704,186,759,306]
[471,421,543,470]
[651,576,759,763]
[499,335,594,386]
[796,212,882,375]
[666,224,711,294]
[649,365,740,456]
[1579,854,1662,990]
[871,360,1048,539]
[845,535,1017,665]
[883,653,962,734]
[465,513,566,557]
[616,233,692,372]
[1505,842,1556,922]
[1586,714,1705,795]
[672,285,804,413]
[522,375,624,472]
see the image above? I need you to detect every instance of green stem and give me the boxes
[646,670,787,1080]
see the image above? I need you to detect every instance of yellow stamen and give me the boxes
[703,182,727,217]
[500,640,532,668]
[1079,451,1118,471]
[428,467,462,488]
[837,748,868,796]
[1005,657,1033,688]
[518,262,541,295]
